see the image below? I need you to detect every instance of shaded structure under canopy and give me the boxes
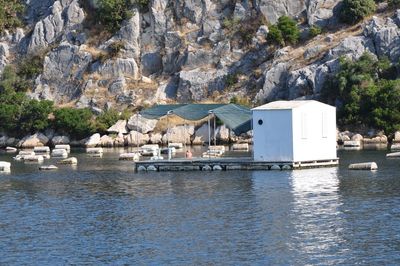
[140,104,252,135]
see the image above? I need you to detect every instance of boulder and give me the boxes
[100,135,114,147]
[149,133,163,144]
[51,135,70,145]
[0,136,8,147]
[351,134,363,141]
[17,133,49,148]
[124,131,149,146]
[127,114,158,133]
[107,120,128,134]
[307,0,341,27]
[84,133,101,147]
[162,125,195,145]
[114,133,125,147]
[394,131,400,142]
[216,125,231,143]
[192,123,209,145]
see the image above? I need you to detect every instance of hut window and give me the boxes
[322,112,328,138]
[301,113,308,139]
[258,119,263,125]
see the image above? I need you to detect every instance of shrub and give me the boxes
[95,109,120,133]
[277,16,300,45]
[17,55,43,79]
[53,108,95,139]
[309,25,322,38]
[96,0,133,32]
[225,73,239,88]
[268,24,284,46]
[388,0,400,8]
[340,0,376,25]
[108,41,125,58]
[268,16,299,46]
[0,0,25,34]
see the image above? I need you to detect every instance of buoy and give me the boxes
[213,165,223,171]
[270,165,281,170]
[0,161,11,173]
[51,149,68,158]
[58,157,78,165]
[24,155,44,163]
[55,144,70,152]
[147,165,157,171]
[348,162,378,170]
[5,147,17,153]
[202,165,212,171]
[119,153,140,161]
[137,165,147,172]
[39,165,58,171]
[386,152,400,158]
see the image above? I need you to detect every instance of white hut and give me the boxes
[252,100,337,163]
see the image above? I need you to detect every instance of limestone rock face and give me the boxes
[256,63,289,103]
[177,68,227,102]
[107,120,128,134]
[27,0,85,53]
[394,131,400,142]
[114,133,125,147]
[84,133,101,147]
[0,136,8,147]
[33,43,92,102]
[127,114,158,134]
[17,133,49,148]
[149,133,163,144]
[258,0,306,24]
[162,125,195,144]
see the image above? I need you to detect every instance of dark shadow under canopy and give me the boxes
[140,104,252,135]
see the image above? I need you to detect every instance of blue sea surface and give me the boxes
[0,149,400,265]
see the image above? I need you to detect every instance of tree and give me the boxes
[340,0,376,25]
[53,108,95,139]
[19,100,53,134]
[322,52,400,134]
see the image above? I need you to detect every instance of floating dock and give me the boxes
[134,157,339,172]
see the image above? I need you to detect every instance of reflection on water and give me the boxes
[0,150,400,264]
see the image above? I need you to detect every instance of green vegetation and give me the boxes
[225,73,239,88]
[229,96,252,107]
[268,16,300,46]
[309,25,322,38]
[94,109,121,133]
[339,0,376,25]
[0,88,53,136]
[53,108,95,139]
[322,52,400,134]
[0,0,25,34]
[388,0,400,8]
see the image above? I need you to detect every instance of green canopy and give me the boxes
[140,103,252,135]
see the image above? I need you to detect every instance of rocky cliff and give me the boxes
[0,0,399,112]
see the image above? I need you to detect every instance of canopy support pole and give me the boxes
[213,114,216,146]
[136,112,139,151]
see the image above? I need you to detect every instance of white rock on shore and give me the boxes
[84,133,101,147]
